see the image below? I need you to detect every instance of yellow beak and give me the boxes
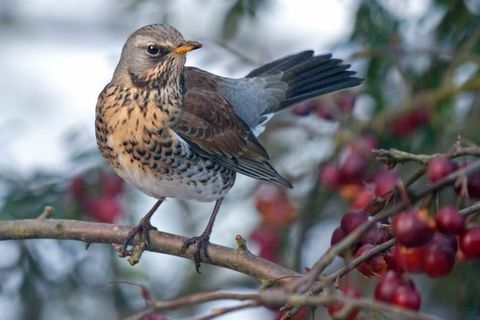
[173,41,202,55]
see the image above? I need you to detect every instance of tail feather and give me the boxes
[246,50,315,77]
[287,65,351,92]
[249,51,363,113]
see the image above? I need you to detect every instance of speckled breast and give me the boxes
[95,84,235,202]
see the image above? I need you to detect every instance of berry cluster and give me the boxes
[327,153,480,315]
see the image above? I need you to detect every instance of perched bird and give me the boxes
[95,24,362,271]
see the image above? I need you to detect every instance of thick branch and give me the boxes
[0,219,299,283]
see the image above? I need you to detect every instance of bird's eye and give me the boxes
[146,45,160,56]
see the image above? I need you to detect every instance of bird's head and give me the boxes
[113,24,202,88]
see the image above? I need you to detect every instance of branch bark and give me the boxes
[0,219,299,283]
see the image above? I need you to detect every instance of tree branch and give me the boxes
[0,219,299,283]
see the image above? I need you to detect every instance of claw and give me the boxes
[120,199,164,259]
[122,220,156,256]
[182,234,211,272]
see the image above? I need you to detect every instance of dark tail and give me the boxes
[246,50,363,112]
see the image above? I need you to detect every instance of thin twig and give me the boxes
[460,202,480,217]
[325,238,395,284]
[124,291,259,320]
[373,146,480,166]
[184,301,260,320]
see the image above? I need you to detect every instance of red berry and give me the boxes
[384,246,404,273]
[250,225,280,262]
[427,156,458,182]
[391,209,435,247]
[314,100,334,120]
[435,206,465,234]
[391,286,422,311]
[374,271,405,302]
[83,197,121,223]
[351,187,375,210]
[373,170,398,197]
[459,227,480,259]
[355,244,375,277]
[341,211,368,234]
[327,286,360,320]
[319,163,342,189]
[358,134,378,151]
[355,244,387,277]
[291,101,314,116]
[101,172,124,196]
[467,170,480,198]
[390,106,430,137]
[431,232,458,253]
[336,93,356,113]
[331,226,346,246]
[424,240,455,277]
[340,149,368,182]
[395,245,425,273]
[69,176,87,199]
[361,223,392,245]
[254,184,295,227]
[391,286,421,311]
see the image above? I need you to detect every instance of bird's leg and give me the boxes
[123,198,165,255]
[182,197,224,272]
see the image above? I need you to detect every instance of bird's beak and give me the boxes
[173,41,202,55]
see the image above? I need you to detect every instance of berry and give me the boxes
[394,245,425,273]
[358,134,377,151]
[435,206,465,234]
[361,223,391,245]
[101,172,124,196]
[431,232,458,252]
[341,211,368,234]
[459,227,480,259]
[391,286,421,311]
[355,244,387,277]
[83,197,121,223]
[314,100,334,120]
[374,271,406,302]
[355,244,375,277]
[69,176,87,199]
[327,286,360,320]
[351,187,375,210]
[427,156,458,182]
[319,163,342,189]
[340,149,368,183]
[467,170,480,198]
[291,101,314,116]
[373,170,398,197]
[391,209,435,247]
[250,225,280,262]
[336,93,356,113]
[254,184,295,227]
[331,226,346,246]
[384,246,404,273]
[390,106,430,137]
[424,237,456,277]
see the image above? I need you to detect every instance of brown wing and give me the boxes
[173,88,292,188]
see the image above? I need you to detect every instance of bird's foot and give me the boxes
[122,217,157,258]
[182,233,211,273]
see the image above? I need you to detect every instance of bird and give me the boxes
[95,24,362,271]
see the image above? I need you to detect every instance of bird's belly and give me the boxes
[114,153,234,202]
